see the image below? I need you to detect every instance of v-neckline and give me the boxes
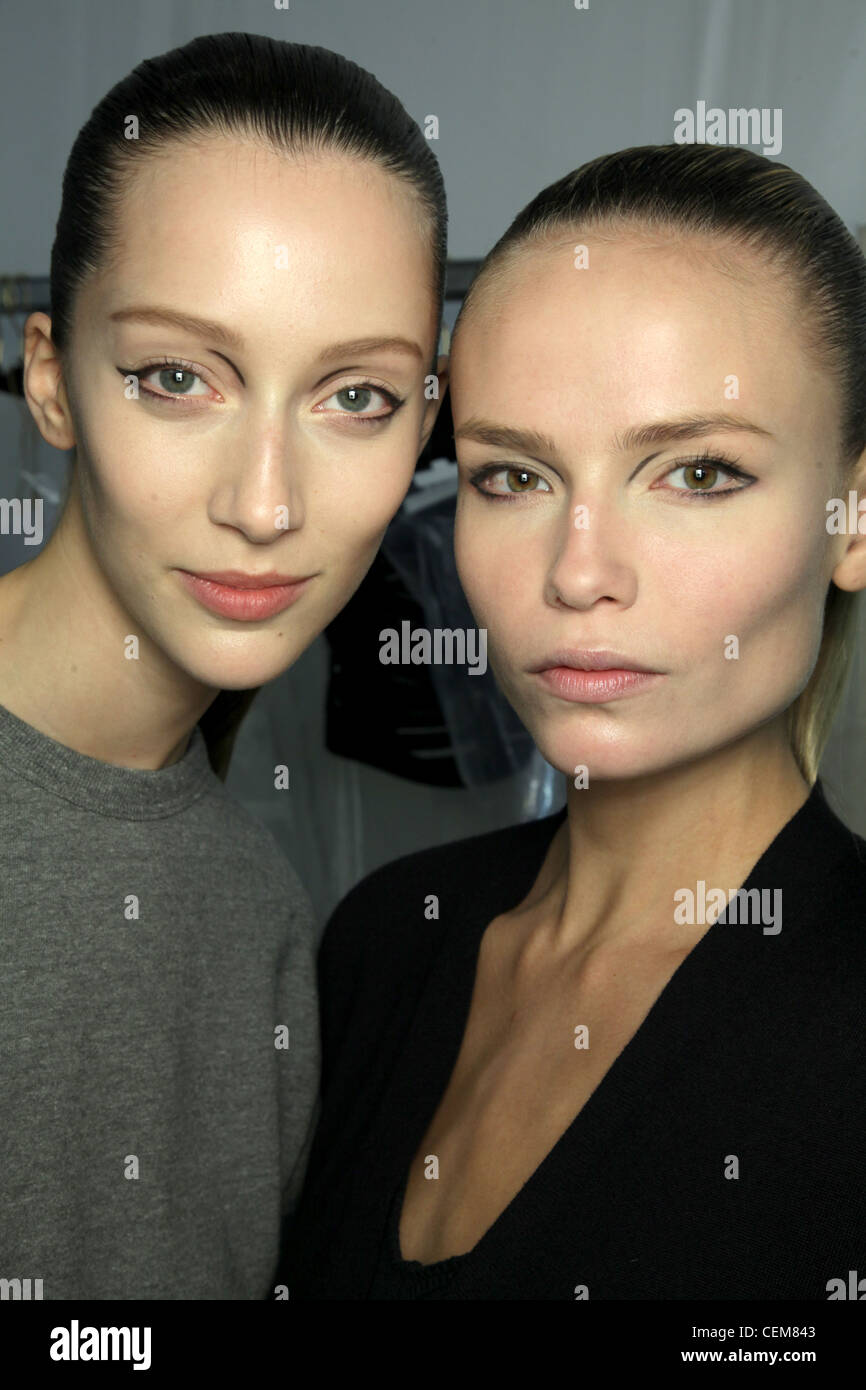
[378,781,827,1284]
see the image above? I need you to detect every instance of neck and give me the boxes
[0,484,217,770]
[523,729,810,959]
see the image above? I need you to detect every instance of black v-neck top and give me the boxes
[280,779,866,1299]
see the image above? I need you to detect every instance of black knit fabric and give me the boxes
[281,779,866,1299]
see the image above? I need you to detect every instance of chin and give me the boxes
[529,722,681,785]
[167,637,306,693]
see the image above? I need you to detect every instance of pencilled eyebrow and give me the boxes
[315,336,425,365]
[614,414,776,452]
[454,420,563,461]
[109,307,245,351]
[455,413,776,463]
[109,307,425,364]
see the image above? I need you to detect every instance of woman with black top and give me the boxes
[283,143,866,1300]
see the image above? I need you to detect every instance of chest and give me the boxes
[397,931,692,1265]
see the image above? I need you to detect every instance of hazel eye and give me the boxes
[471,465,553,497]
[662,457,752,498]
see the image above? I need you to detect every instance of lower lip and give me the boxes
[534,667,662,702]
[176,571,313,620]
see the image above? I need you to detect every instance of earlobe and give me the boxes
[831,545,866,593]
[22,312,77,452]
[830,519,866,594]
[830,458,866,592]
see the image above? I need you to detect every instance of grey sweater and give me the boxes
[0,699,320,1299]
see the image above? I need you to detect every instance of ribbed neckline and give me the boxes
[0,698,215,820]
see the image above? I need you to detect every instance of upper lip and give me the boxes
[529,649,659,673]
[182,569,313,589]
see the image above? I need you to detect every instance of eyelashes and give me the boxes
[467,450,755,503]
[118,359,211,405]
[115,360,406,425]
[317,383,406,425]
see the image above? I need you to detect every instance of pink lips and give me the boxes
[176,569,314,620]
[529,649,663,703]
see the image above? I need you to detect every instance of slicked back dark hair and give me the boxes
[50,31,447,366]
[47,32,448,779]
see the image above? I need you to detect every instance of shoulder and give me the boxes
[314,812,563,1053]
[202,778,316,940]
[763,786,866,1035]
[807,788,866,944]
[320,807,565,978]
[810,828,866,989]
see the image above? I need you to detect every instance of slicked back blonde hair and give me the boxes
[452,144,866,785]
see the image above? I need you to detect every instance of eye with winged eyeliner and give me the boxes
[314,382,406,423]
[465,449,757,502]
[115,361,407,423]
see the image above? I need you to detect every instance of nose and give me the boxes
[544,496,638,611]
[207,414,304,543]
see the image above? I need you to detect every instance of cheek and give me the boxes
[74,398,199,532]
[663,522,830,696]
[455,530,503,632]
[90,461,192,529]
[454,502,537,625]
[454,527,541,708]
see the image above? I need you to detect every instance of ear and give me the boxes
[22,312,76,451]
[417,352,449,456]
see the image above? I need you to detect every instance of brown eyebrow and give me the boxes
[454,420,563,462]
[614,413,775,452]
[454,413,775,463]
[110,307,245,350]
[315,336,425,365]
[109,307,424,364]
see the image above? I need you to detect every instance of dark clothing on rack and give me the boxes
[324,549,461,786]
[281,779,866,1299]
